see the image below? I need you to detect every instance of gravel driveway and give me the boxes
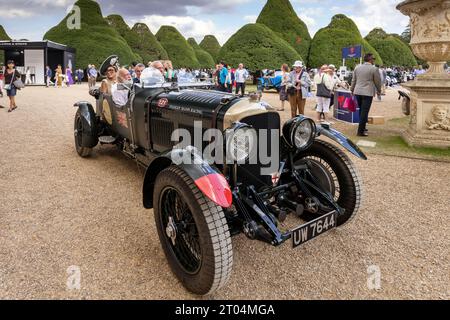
[0,85,448,299]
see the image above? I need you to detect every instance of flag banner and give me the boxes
[342,45,362,59]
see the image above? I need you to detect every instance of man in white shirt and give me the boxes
[234,63,249,97]
[112,68,132,106]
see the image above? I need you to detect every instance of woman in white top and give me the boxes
[278,64,290,111]
[314,65,334,122]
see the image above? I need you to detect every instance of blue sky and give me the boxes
[0,0,409,44]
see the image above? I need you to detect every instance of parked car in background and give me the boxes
[257,69,283,92]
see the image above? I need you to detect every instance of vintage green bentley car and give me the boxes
[74,57,366,295]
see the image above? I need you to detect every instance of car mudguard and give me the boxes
[316,124,367,160]
[74,101,98,148]
[143,148,233,209]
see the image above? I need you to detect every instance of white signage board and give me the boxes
[24,49,44,85]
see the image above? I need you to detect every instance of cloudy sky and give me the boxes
[0,0,409,44]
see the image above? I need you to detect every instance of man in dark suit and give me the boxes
[351,53,382,137]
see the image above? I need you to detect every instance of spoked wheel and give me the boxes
[74,110,93,158]
[160,187,202,274]
[296,139,363,226]
[153,166,233,295]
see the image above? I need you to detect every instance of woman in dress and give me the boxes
[278,64,290,111]
[66,67,74,86]
[4,60,21,113]
[54,65,63,87]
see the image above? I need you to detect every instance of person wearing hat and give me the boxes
[351,53,382,137]
[100,65,117,94]
[4,60,21,112]
[100,56,120,94]
[288,60,311,118]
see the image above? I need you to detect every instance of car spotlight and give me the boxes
[282,116,316,150]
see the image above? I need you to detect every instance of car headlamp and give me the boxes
[226,123,256,163]
[283,116,316,150]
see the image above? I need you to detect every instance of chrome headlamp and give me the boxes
[225,123,257,163]
[282,116,316,150]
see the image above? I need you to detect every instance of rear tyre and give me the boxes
[153,166,233,295]
[297,139,363,226]
[74,109,93,158]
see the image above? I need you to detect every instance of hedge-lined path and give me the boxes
[0,84,448,299]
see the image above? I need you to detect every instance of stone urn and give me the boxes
[397,0,450,148]
[398,0,450,79]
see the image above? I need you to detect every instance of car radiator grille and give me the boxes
[151,119,175,148]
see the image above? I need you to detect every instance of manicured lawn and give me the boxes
[356,135,450,160]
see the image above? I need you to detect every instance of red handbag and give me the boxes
[343,97,357,113]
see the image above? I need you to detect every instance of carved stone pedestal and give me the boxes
[403,80,450,148]
[397,0,450,149]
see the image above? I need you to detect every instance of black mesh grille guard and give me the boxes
[173,90,236,105]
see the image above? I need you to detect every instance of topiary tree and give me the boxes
[187,38,215,68]
[0,25,10,40]
[308,14,383,69]
[105,14,143,63]
[0,25,11,65]
[365,28,417,67]
[43,0,141,69]
[131,23,169,64]
[257,0,311,62]
[199,35,221,61]
[156,26,199,68]
[217,23,302,71]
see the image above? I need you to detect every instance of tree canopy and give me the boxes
[257,0,311,60]
[43,0,140,69]
[187,38,215,68]
[217,23,302,70]
[365,28,417,67]
[156,26,199,68]
[199,35,221,61]
[309,14,383,69]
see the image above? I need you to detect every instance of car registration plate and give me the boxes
[292,211,338,248]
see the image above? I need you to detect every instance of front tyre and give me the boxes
[74,109,93,158]
[297,139,363,226]
[153,166,233,295]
